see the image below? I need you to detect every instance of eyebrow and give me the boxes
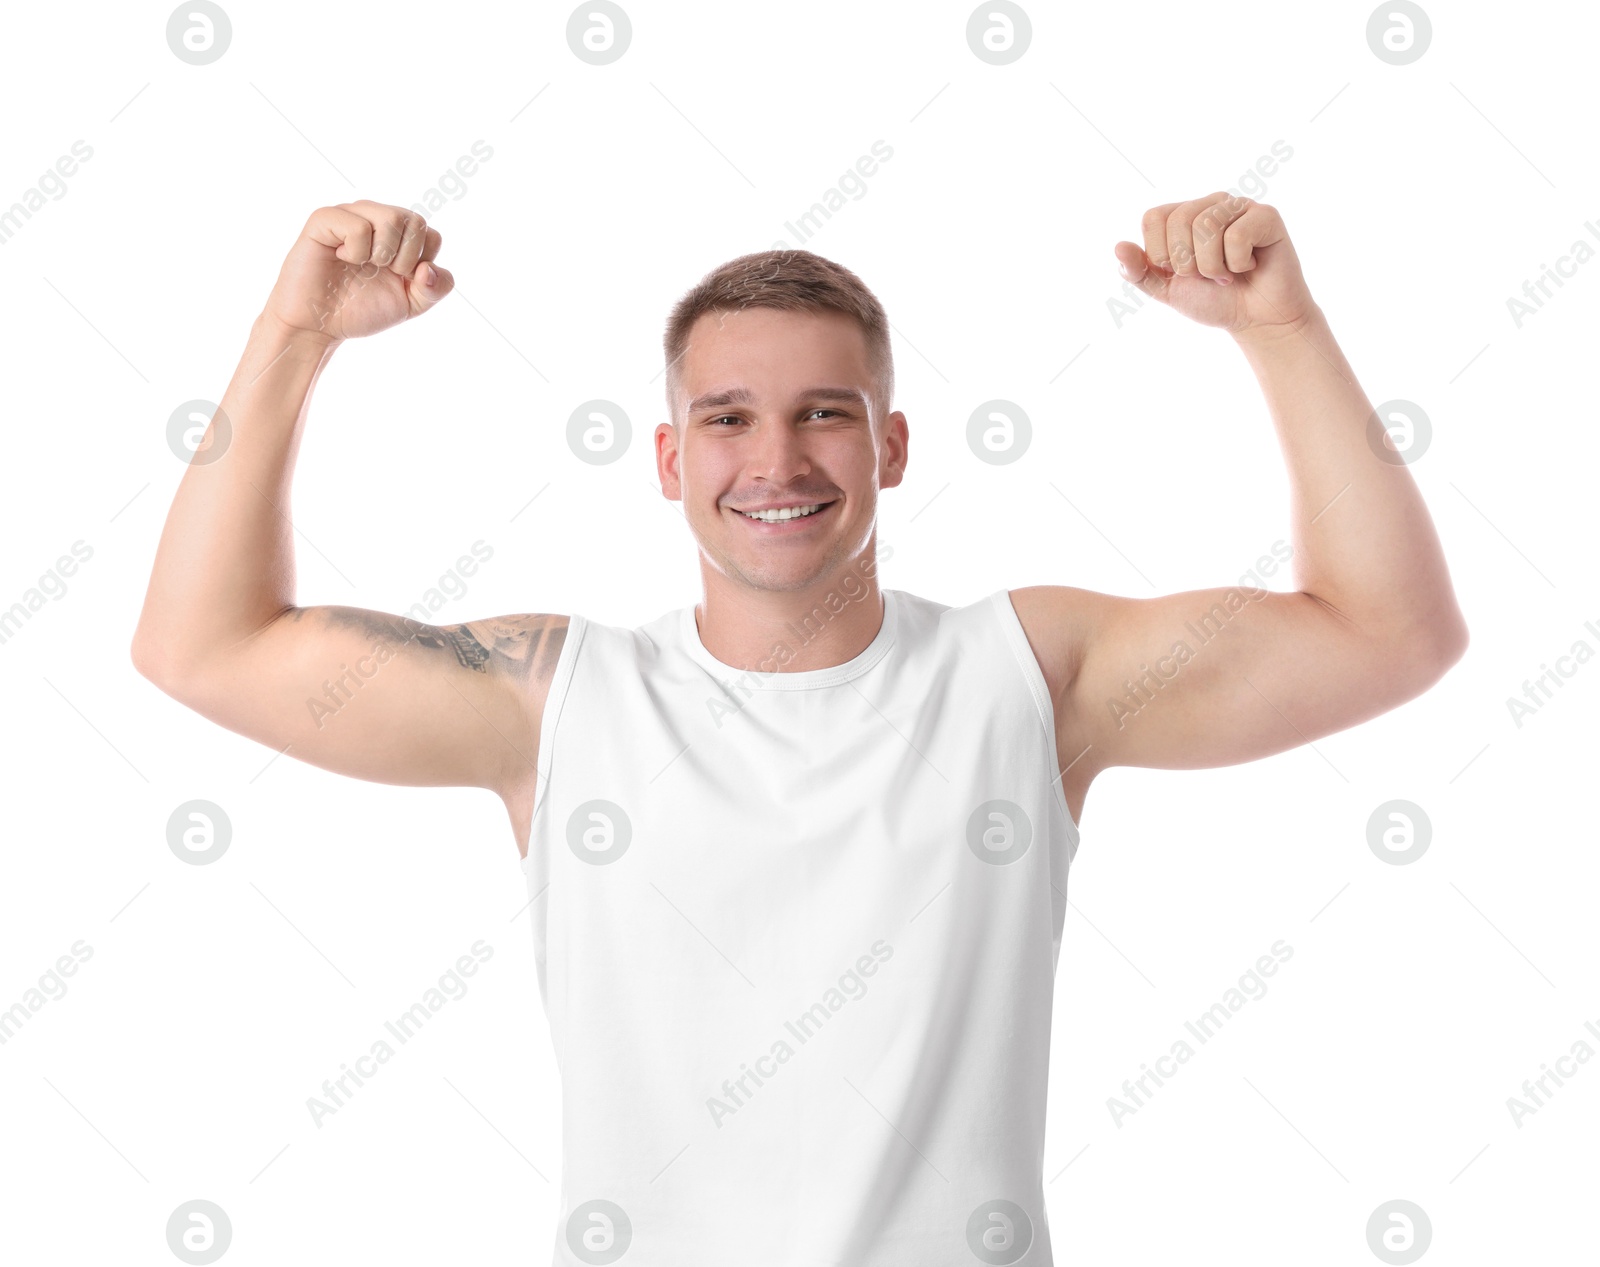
[686,385,868,415]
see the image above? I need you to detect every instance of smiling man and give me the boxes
[132,197,1468,1266]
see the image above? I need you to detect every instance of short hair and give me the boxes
[663,248,894,423]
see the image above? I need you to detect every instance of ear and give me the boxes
[878,410,909,490]
[656,421,683,499]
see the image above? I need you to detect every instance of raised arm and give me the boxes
[1016,193,1468,814]
[130,202,558,841]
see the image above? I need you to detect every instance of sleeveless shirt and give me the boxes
[519,586,1080,1266]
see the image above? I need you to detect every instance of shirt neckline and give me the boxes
[679,588,898,691]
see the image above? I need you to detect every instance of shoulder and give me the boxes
[483,615,574,850]
[444,613,571,686]
[1002,585,1105,704]
[1003,585,1123,822]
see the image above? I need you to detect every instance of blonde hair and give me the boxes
[663,249,893,422]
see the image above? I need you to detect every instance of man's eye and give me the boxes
[708,409,841,426]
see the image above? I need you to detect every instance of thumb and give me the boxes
[1114,242,1171,304]
[408,260,455,316]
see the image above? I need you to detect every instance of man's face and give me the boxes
[656,307,907,595]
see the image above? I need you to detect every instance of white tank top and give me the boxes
[520,586,1080,1266]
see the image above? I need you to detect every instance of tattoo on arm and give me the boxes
[310,607,567,683]
[413,624,495,671]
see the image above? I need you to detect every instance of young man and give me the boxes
[132,197,1467,1265]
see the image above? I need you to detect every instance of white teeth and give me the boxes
[740,503,826,522]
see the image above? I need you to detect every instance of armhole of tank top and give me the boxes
[990,588,1082,865]
[530,613,589,829]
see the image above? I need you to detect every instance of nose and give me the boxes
[747,418,813,485]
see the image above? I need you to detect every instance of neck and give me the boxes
[693,573,886,674]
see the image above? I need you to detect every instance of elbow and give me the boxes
[1429,606,1470,671]
[1391,611,1469,695]
[130,632,168,687]
[130,630,190,692]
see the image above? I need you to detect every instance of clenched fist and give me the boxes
[261,200,455,344]
[1114,194,1316,339]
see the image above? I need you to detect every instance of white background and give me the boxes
[1,0,1594,1263]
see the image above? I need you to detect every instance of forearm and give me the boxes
[132,313,339,677]
[1233,307,1467,649]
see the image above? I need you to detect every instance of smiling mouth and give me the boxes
[734,500,836,523]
